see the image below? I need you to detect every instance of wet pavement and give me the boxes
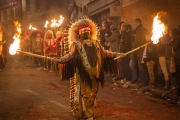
[0,55,180,120]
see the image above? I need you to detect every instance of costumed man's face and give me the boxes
[79,29,91,40]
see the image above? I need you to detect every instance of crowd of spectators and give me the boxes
[100,17,180,95]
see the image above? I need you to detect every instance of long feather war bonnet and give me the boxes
[68,17,97,46]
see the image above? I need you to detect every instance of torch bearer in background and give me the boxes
[9,21,62,62]
[28,24,37,61]
[51,15,64,34]
[29,24,37,32]
[114,12,166,60]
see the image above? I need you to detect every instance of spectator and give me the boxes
[107,17,113,26]
[118,23,132,82]
[131,18,149,87]
[143,31,158,88]
[157,32,170,89]
[105,24,120,52]
[164,28,178,92]
[100,21,111,50]
[112,22,125,83]
[118,22,125,35]
[170,28,180,95]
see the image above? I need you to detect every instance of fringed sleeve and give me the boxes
[58,44,76,80]
[101,46,120,75]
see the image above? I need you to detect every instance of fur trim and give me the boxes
[68,17,97,47]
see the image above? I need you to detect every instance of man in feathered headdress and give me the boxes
[54,17,125,120]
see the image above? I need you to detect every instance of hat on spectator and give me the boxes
[121,23,128,29]
[110,24,118,30]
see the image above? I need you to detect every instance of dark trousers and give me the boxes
[137,56,149,84]
[129,59,138,81]
[44,54,55,70]
[0,56,4,69]
[120,56,132,81]
[176,65,180,85]
[166,60,179,87]
[33,52,42,65]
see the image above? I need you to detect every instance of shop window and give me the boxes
[36,0,42,12]
[14,7,18,19]
[26,0,31,13]
[8,8,13,20]
[46,0,53,10]
[1,10,7,22]
[0,0,6,4]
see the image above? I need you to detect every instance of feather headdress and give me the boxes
[68,17,97,46]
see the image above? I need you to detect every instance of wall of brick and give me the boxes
[121,0,180,31]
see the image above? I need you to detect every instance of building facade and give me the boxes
[0,0,21,44]
[121,0,180,31]
[21,0,69,31]
[70,0,121,25]
[0,0,70,45]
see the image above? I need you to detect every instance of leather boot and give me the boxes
[167,86,176,94]
[164,80,170,90]
[172,86,180,95]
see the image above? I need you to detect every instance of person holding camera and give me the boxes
[100,21,111,50]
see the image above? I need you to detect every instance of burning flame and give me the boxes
[51,15,64,27]
[44,21,49,28]
[29,24,37,30]
[151,13,166,44]
[9,21,21,55]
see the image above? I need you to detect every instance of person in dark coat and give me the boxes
[131,18,149,87]
[171,28,180,95]
[118,23,132,81]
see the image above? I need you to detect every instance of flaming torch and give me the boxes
[151,12,166,44]
[44,21,49,28]
[29,24,37,31]
[51,15,64,32]
[9,21,21,55]
[114,12,166,60]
